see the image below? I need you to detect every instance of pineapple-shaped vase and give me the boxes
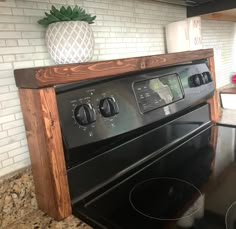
[46,21,95,64]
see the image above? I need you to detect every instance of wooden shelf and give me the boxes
[14,49,214,89]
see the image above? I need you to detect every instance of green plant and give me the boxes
[38,5,96,26]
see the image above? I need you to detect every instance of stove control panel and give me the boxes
[55,61,214,149]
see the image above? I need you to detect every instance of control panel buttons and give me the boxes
[189,72,212,88]
[99,97,119,117]
[74,104,96,126]
[202,72,212,83]
[200,73,207,84]
[192,74,202,87]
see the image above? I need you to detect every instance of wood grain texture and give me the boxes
[14,49,214,89]
[207,56,220,122]
[19,88,71,220]
[201,9,236,22]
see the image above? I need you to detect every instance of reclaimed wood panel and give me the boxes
[19,88,71,220]
[14,49,214,89]
[207,56,220,122]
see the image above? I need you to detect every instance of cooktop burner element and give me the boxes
[129,177,202,221]
[226,201,236,229]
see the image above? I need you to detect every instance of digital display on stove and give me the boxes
[133,74,184,113]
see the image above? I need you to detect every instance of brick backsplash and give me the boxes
[0,0,234,177]
[202,20,235,88]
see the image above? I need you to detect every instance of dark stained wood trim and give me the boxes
[19,88,71,220]
[14,49,214,89]
[207,56,220,122]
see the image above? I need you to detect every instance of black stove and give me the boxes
[55,60,236,229]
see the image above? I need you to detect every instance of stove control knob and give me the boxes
[99,97,119,117]
[202,72,211,83]
[74,104,96,126]
[192,74,202,87]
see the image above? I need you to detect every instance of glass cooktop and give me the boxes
[73,125,236,229]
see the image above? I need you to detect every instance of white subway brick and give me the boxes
[22,32,44,39]
[0,114,15,125]
[23,9,45,17]
[9,85,18,92]
[8,145,28,157]
[15,23,44,31]
[1,98,20,108]
[0,23,14,31]
[15,112,23,120]
[0,40,5,46]
[0,133,25,148]
[0,105,21,117]
[6,39,18,46]
[2,158,14,167]
[0,16,30,23]
[0,1,16,8]
[13,61,34,69]
[0,77,15,86]
[0,8,12,15]
[0,153,8,162]
[13,153,29,163]
[16,1,38,9]
[0,131,7,139]
[0,92,18,102]
[28,39,45,46]
[20,139,27,146]
[0,86,9,94]
[3,55,15,62]
[2,119,24,130]
[12,8,24,16]
[8,126,25,136]
[18,39,29,46]
[34,60,44,67]
[0,63,12,70]
[0,46,35,55]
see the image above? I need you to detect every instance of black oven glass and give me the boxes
[133,74,184,113]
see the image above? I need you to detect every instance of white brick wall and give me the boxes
[202,20,236,88]
[0,0,186,177]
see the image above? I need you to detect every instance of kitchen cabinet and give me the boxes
[187,0,236,21]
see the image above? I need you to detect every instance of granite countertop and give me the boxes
[0,168,92,229]
[6,210,91,229]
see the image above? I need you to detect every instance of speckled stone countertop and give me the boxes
[0,168,92,229]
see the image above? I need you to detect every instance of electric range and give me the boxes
[55,60,236,229]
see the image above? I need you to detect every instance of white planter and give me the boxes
[46,21,95,64]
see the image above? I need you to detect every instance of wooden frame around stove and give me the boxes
[14,49,219,220]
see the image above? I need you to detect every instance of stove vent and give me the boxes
[153,0,214,7]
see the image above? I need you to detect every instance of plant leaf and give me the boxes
[38,5,96,26]
[65,6,73,18]
[60,6,66,15]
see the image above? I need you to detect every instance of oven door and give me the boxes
[72,124,236,229]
